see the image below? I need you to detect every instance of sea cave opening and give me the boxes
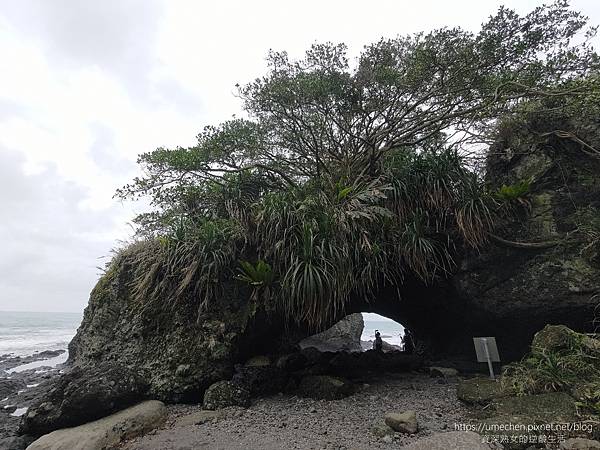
[298,312,410,354]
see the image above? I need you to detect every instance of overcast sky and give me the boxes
[0,0,598,313]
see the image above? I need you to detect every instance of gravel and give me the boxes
[121,372,469,450]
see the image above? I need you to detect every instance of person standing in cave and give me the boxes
[403,329,414,354]
[374,330,383,352]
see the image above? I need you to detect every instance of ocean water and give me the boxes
[362,315,405,347]
[0,311,82,357]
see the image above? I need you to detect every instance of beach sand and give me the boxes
[121,372,468,450]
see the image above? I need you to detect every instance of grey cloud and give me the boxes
[88,122,136,175]
[0,0,202,112]
[0,148,123,312]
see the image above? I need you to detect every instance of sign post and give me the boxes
[473,337,500,380]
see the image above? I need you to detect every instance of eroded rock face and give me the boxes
[451,125,600,359]
[299,313,364,352]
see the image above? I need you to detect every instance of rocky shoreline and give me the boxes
[0,351,66,450]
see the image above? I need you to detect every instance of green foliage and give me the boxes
[494,180,531,202]
[114,2,599,327]
[501,329,600,415]
[236,260,274,287]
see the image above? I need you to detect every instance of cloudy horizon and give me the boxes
[1,0,598,313]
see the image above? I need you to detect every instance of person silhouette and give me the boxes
[403,329,414,354]
[374,329,383,352]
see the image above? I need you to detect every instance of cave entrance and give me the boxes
[361,312,406,352]
[298,312,408,353]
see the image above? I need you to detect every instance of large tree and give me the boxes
[118,1,599,327]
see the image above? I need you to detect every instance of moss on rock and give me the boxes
[202,380,250,410]
[457,378,508,405]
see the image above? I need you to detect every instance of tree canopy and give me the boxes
[117,1,599,327]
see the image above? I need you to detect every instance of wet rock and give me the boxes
[384,411,418,434]
[25,400,166,450]
[298,375,353,400]
[20,363,148,435]
[202,381,250,410]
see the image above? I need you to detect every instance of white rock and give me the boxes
[26,400,167,450]
[385,410,418,434]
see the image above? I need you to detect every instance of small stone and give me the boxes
[384,410,418,434]
[382,435,393,444]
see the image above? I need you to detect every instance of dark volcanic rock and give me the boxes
[298,375,353,400]
[202,380,250,410]
[0,379,26,399]
[20,363,147,435]
[233,362,289,396]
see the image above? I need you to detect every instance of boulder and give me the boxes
[456,377,505,405]
[25,400,166,450]
[20,363,148,435]
[232,363,289,396]
[66,244,298,406]
[298,375,353,400]
[399,431,489,450]
[299,313,364,352]
[202,381,250,410]
[384,411,418,434]
[531,324,582,352]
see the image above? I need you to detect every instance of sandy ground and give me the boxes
[122,372,470,450]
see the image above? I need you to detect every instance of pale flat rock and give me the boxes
[400,431,491,450]
[385,410,418,434]
[26,400,167,450]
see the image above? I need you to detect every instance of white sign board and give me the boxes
[473,337,500,362]
[473,337,500,380]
